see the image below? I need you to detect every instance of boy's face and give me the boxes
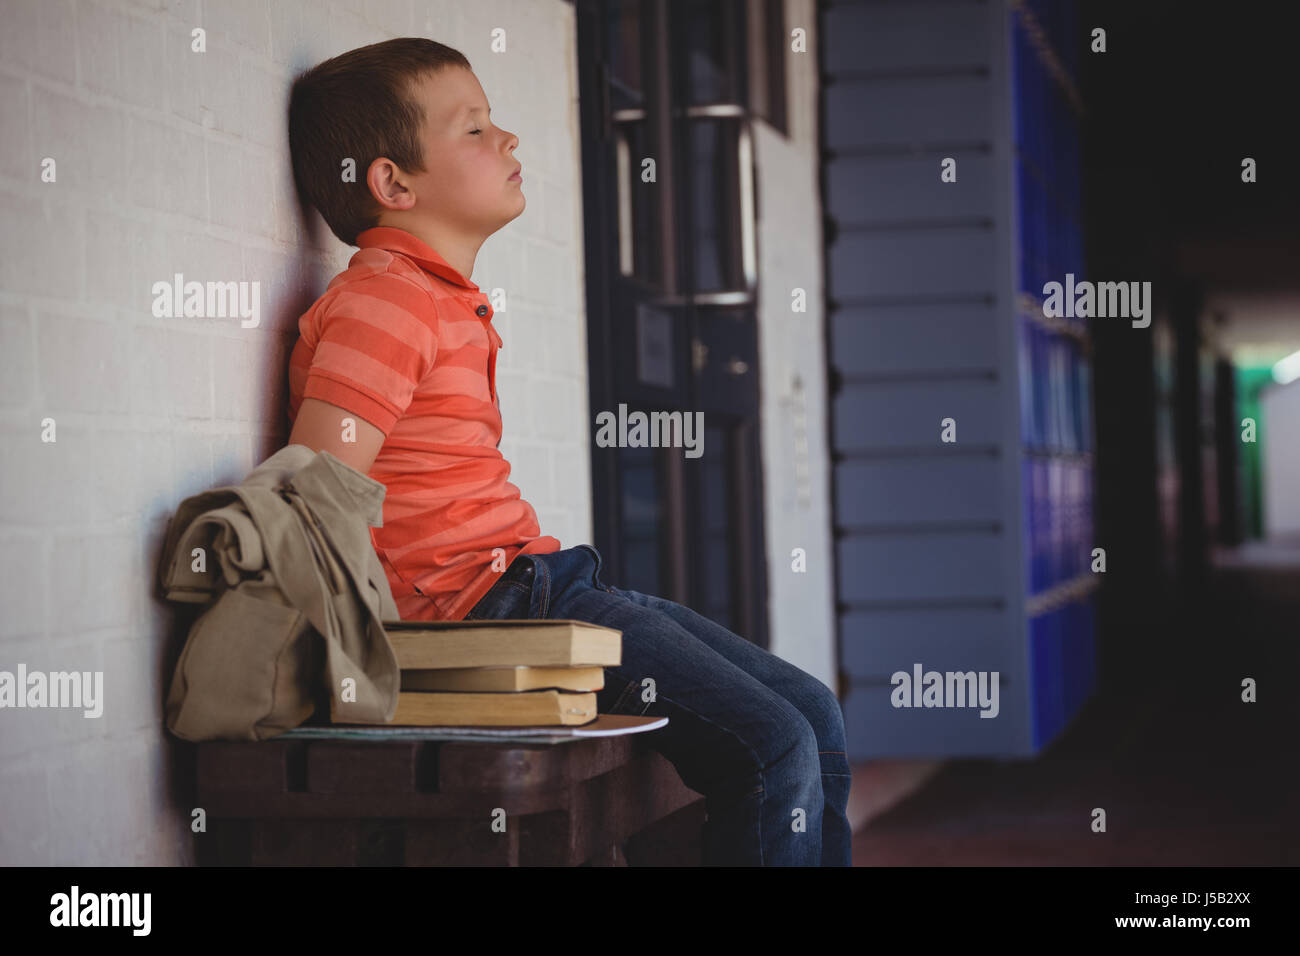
[381,67,524,241]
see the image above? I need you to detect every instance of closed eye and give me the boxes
[469,128,483,135]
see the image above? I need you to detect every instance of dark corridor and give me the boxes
[849,0,1300,865]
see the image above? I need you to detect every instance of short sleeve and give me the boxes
[300,272,440,435]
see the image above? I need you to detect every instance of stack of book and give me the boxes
[330,619,622,727]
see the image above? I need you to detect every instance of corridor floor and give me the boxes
[852,563,1299,866]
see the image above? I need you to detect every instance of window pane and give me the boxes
[747,0,770,120]
[607,0,646,112]
[619,444,663,595]
[616,120,663,284]
[686,118,743,292]
[699,423,733,627]
[674,0,745,106]
[636,303,675,388]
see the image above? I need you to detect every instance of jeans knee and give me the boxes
[779,678,849,779]
[760,715,822,780]
[801,678,847,746]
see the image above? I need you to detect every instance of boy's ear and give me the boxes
[366,157,415,212]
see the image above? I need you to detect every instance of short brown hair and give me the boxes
[288,38,472,246]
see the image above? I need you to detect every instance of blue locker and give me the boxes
[827,0,1094,758]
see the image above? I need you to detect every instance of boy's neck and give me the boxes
[375,218,483,284]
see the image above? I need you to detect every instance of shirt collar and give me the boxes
[354,226,481,293]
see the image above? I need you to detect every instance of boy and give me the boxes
[285,38,851,866]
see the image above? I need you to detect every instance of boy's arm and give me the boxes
[288,398,386,476]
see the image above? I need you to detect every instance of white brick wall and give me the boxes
[754,0,838,687]
[0,0,588,865]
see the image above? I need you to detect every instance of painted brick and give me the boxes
[0,0,594,865]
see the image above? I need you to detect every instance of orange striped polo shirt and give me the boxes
[287,225,562,621]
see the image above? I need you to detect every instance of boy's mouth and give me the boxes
[508,165,522,182]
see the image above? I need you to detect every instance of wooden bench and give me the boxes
[193,728,706,866]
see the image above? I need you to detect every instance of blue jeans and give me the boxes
[464,544,853,867]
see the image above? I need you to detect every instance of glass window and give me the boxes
[619,443,663,595]
[699,422,734,627]
[686,117,745,292]
[615,120,664,283]
[674,0,745,106]
[607,0,647,113]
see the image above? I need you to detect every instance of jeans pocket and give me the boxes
[465,576,533,620]
[578,544,617,593]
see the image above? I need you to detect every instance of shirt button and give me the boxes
[476,304,489,317]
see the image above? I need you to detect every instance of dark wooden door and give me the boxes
[575,0,770,646]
